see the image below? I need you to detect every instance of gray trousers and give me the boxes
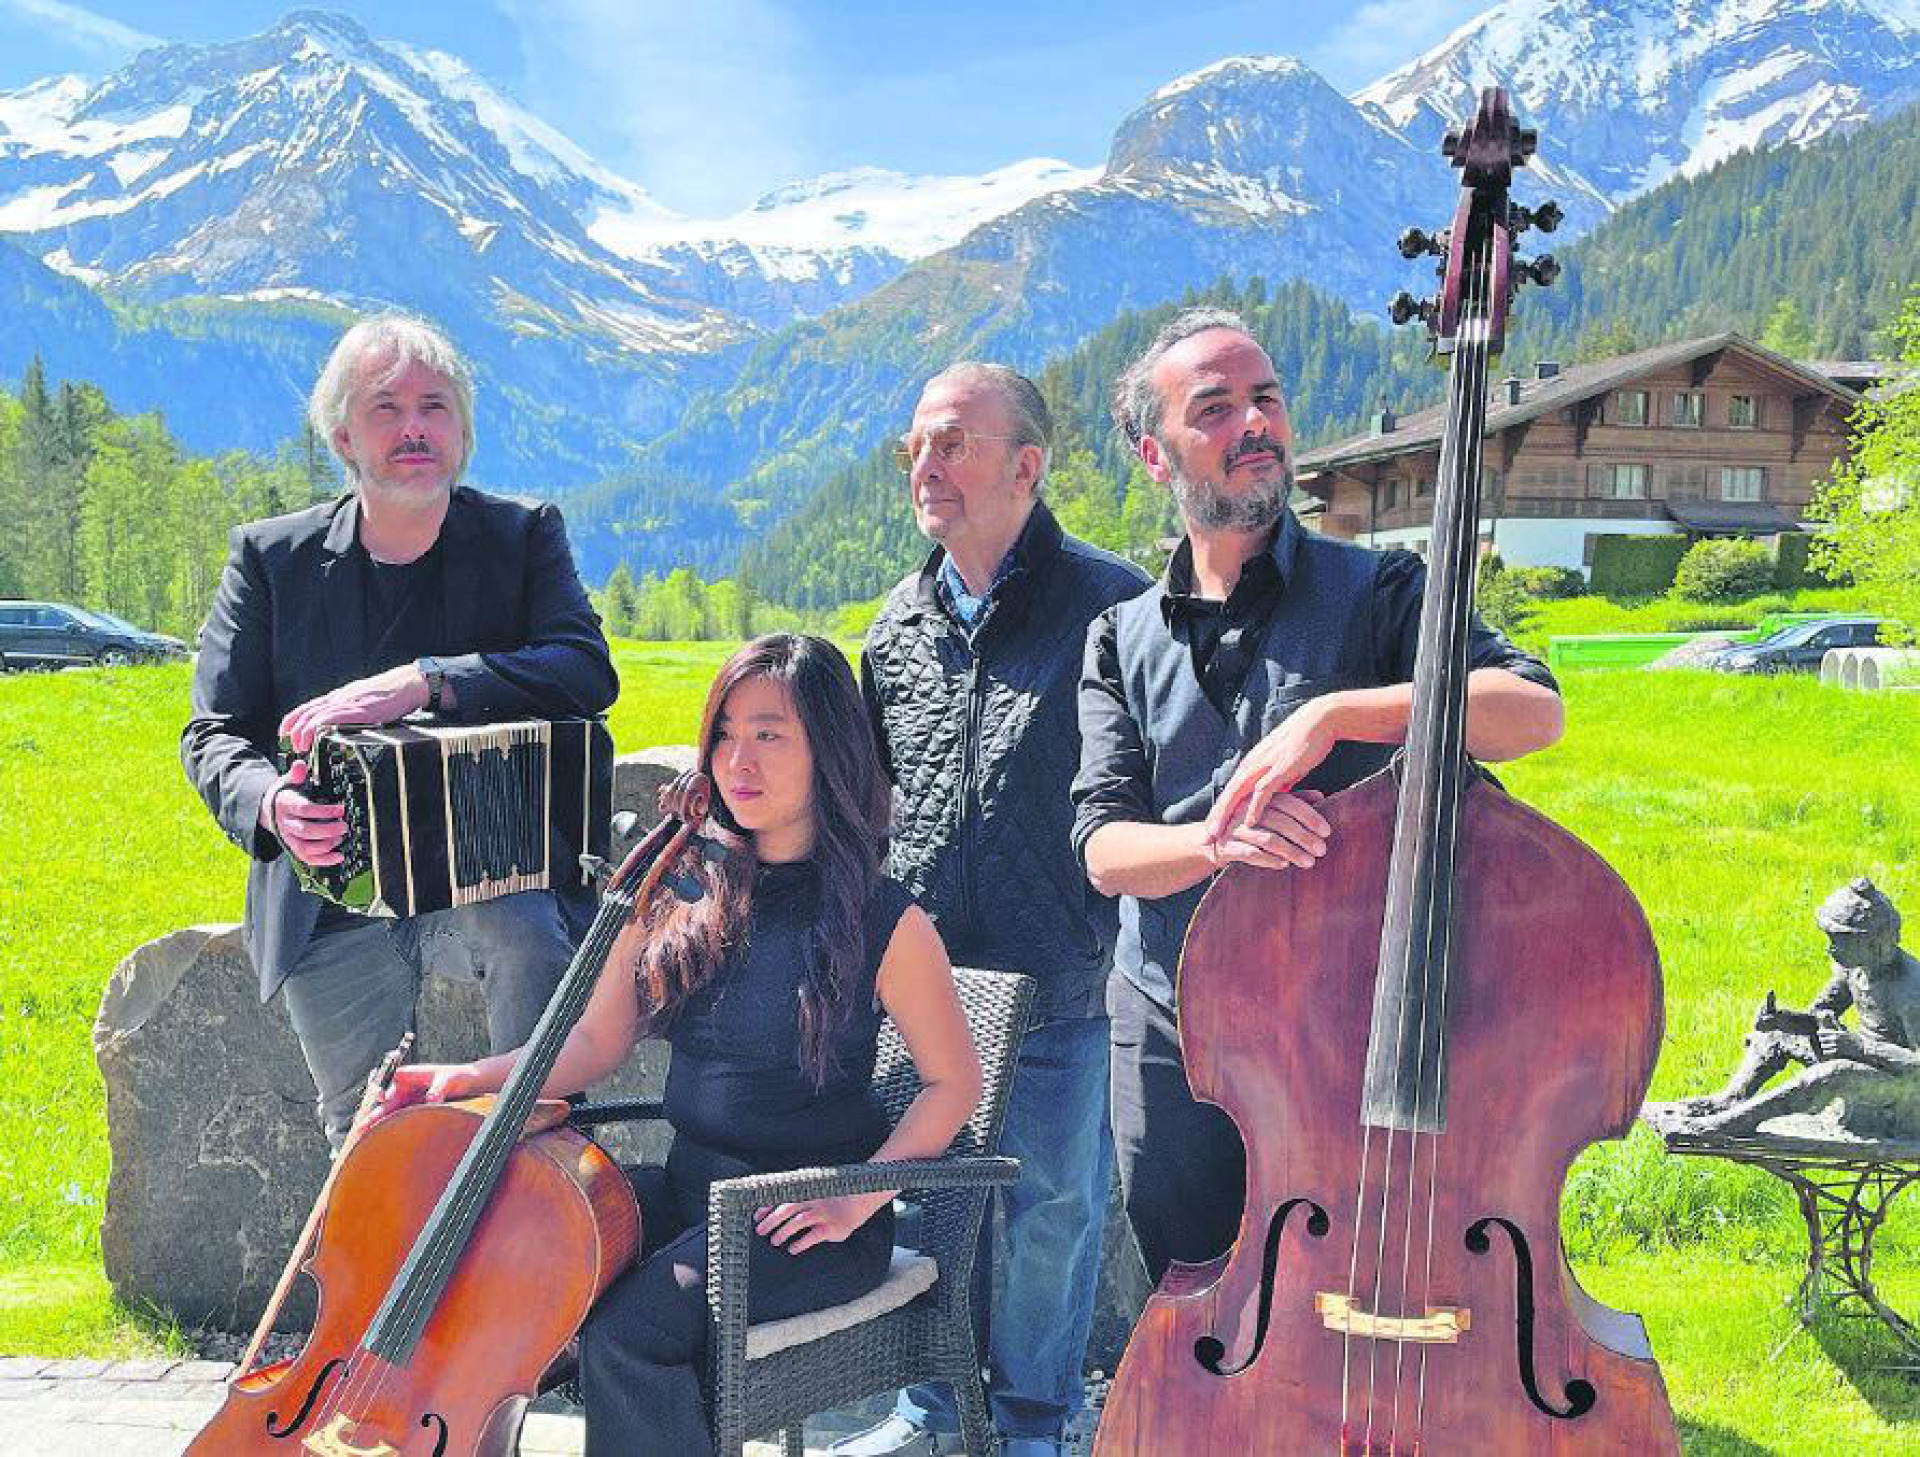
[279,890,579,1147]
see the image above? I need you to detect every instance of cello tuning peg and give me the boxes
[661,866,707,904]
[1397,226,1445,260]
[1515,254,1560,288]
[1441,129,1461,159]
[1388,290,1436,327]
[611,810,640,841]
[1515,127,1539,162]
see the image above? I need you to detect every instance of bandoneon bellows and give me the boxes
[290,718,613,917]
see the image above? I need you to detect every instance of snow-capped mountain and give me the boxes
[1355,0,1920,200]
[1,1,1914,516]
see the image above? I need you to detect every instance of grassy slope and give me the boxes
[4,644,1919,1446]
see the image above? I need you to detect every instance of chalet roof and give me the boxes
[1294,332,1863,489]
[1663,498,1798,533]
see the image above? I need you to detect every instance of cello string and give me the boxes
[1354,217,1485,1454]
[1410,221,1500,1449]
[311,872,643,1436]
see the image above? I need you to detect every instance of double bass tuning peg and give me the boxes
[1388,290,1437,328]
[1397,226,1446,260]
[1514,255,1560,288]
[1510,200,1563,235]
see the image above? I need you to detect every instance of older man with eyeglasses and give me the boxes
[838,364,1150,1457]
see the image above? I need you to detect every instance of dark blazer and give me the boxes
[181,486,619,1000]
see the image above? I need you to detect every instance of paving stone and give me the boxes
[165,1360,234,1383]
[0,1357,49,1378]
[0,1378,54,1399]
[40,1358,111,1378]
[102,1359,181,1381]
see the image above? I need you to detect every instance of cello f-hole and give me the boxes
[264,1356,348,1438]
[1193,1198,1329,1376]
[420,1410,450,1456]
[1465,1216,1599,1421]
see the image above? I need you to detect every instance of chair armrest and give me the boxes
[701,1156,1020,1361]
[566,1098,668,1128]
[708,1156,1021,1216]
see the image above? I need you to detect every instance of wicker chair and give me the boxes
[565,965,1036,1457]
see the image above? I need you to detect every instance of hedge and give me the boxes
[1590,535,1690,595]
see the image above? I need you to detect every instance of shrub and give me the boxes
[1505,566,1587,599]
[1774,531,1837,590]
[1674,539,1777,602]
[1474,555,1532,638]
[1590,535,1690,596]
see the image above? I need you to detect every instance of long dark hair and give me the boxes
[633,634,892,1085]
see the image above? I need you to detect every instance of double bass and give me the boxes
[187,776,715,1456]
[1094,92,1681,1453]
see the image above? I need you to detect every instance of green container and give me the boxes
[1546,633,1703,671]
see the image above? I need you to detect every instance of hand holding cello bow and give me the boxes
[1088,90,1681,1454]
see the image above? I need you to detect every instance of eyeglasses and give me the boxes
[892,424,1016,473]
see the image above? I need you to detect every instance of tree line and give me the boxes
[0,357,337,638]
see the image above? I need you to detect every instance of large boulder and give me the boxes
[95,749,691,1332]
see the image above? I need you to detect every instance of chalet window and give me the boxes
[1663,462,1707,497]
[1415,477,1432,498]
[1670,392,1704,428]
[1382,479,1400,510]
[1720,466,1766,502]
[1728,394,1760,429]
[1590,463,1649,499]
[1614,389,1649,426]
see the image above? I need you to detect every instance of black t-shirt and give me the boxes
[661,862,915,1181]
[358,540,446,673]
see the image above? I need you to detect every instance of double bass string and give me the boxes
[1347,218,1498,1454]
[1409,226,1500,1449]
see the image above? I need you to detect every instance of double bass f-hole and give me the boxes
[1467,1217,1599,1421]
[1193,1199,1330,1376]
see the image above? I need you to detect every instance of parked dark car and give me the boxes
[0,600,189,670]
[1706,617,1884,675]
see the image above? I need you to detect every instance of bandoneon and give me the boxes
[290,718,613,917]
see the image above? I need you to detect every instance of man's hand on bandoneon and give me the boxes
[279,663,431,753]
[260,759,348,866]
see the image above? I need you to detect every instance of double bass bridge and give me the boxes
[1316,1292,1471,1344]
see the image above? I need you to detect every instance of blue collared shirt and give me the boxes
[936,545,1018,632]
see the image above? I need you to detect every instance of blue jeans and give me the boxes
[280,890,578,1147]
[898,1014,1113,1441]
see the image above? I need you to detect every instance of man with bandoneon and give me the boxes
[182,313,617,1147]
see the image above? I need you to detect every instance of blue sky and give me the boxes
[0,0,1491,214]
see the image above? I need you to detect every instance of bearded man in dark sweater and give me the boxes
[1072,308,1564,1283]
[839,364,1149,1457]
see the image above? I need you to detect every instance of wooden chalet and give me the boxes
[1293,333,1868,572]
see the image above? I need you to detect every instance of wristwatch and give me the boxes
[417,655,447,715]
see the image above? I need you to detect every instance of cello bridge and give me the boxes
[1316,1291,1470,1344]
[303,1413,400,1457]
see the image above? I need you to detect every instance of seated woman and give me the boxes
[376,633,983,1454]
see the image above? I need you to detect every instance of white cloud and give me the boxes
[1308,0,1490,90]
[500,0,814,215]
[0,0,159,59]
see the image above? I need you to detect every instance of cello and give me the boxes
[1093,91,1681,1454]
[188,774,715,1457]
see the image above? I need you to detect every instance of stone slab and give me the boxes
[101,1359,180,1381]
[0,1358,48,1378]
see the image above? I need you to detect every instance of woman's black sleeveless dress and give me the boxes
[579,860,916,1454]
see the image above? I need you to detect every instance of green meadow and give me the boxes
[3,643,1919,1450]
